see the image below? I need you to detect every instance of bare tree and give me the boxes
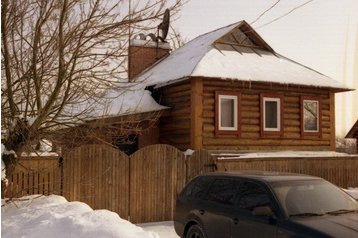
[1,0,186,176]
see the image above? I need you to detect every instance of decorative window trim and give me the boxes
[260,94,283,137]
[215,91,241,136]
[301,97,322,138]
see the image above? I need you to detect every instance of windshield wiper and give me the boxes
[326,209,358,215]
[290,212,325,217]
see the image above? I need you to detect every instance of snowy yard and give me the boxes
[2,190,357,238]
[1,195,178,238]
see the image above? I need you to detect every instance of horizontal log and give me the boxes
[241,125,260,132]
[160,81,191,94]
[241,106,259,112]
[203,138,331,146]
[163,90,191,98]
[204,144,332,151]
[241,111,260,119]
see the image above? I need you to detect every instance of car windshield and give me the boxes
[271,179,358,217]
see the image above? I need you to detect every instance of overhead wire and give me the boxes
[255,0,315,29]
[250,0,281,25]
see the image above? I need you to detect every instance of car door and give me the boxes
[200,178,240,238]
[231,180,278,238]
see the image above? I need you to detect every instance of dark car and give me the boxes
[174,171,358,238]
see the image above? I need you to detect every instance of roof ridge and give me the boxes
[188,21,244,76]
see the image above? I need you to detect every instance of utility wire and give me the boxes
[251,0,281,25]
[256,0,315,29]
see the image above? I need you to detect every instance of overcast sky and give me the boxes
[173,0,358,137]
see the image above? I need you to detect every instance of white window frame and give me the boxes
[303,99,319,133]
[263,97,281,132]
[218,95,238,131]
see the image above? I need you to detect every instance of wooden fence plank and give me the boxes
[215,156,358,188]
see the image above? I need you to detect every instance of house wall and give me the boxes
[201,78,335,151]
[157,80,192,151]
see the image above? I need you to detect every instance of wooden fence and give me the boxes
[4,145,358,223]
[216,156,358,188]
[5,156,61,198]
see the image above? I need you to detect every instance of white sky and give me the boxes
[173,0,358,137]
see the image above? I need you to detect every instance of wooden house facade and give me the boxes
[130,21,350,152]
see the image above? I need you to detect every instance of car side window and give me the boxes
[237,181,272,211]
[183,177,212,199]
[207,179,239,205]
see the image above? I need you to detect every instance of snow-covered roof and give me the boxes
[92,89,168,118]
[65,87,169,121]
[136,21,350,91]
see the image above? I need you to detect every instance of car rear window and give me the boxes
[207,179,239,205]
[237,181,272,211]
[183,176,213,199]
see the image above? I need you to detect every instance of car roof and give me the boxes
[199,171,322,183]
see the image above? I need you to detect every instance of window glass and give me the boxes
[272,179,358,216]
[184,176,212,199]
[207,179,239,205]
[237,182,272,211]
[218,94,238,131]
[303,100,319,132]
[221,98,235,128]
[263,97,280,131]
[265,100,278,129]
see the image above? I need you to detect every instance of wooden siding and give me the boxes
[157,80,192,150]
[201,78,334,151]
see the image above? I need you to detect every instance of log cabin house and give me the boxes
[129,20,351,152]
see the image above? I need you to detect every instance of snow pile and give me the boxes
[1,195,159,238]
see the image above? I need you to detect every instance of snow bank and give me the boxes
[1,195,159,238]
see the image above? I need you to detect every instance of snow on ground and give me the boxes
[138,221,179,238]
[1,195,159,238]
[215,150,355,159]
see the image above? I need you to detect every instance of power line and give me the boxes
[256,0,315,29]
[251,0,281,25]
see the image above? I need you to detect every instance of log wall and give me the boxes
[201,78,334,151]
[157,80,192,150]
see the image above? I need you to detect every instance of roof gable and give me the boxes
[214,21,274,52]
[345,119,358,138]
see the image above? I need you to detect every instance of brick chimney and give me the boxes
[128,39,171,81]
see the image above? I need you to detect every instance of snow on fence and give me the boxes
[4,145,358,223]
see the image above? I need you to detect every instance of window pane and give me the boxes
[207,179,239,205]
[237,182,272,211]
[265,101,278,129]
[221,98,235,128]
[304,101,318,131]
[184,177,212,199]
